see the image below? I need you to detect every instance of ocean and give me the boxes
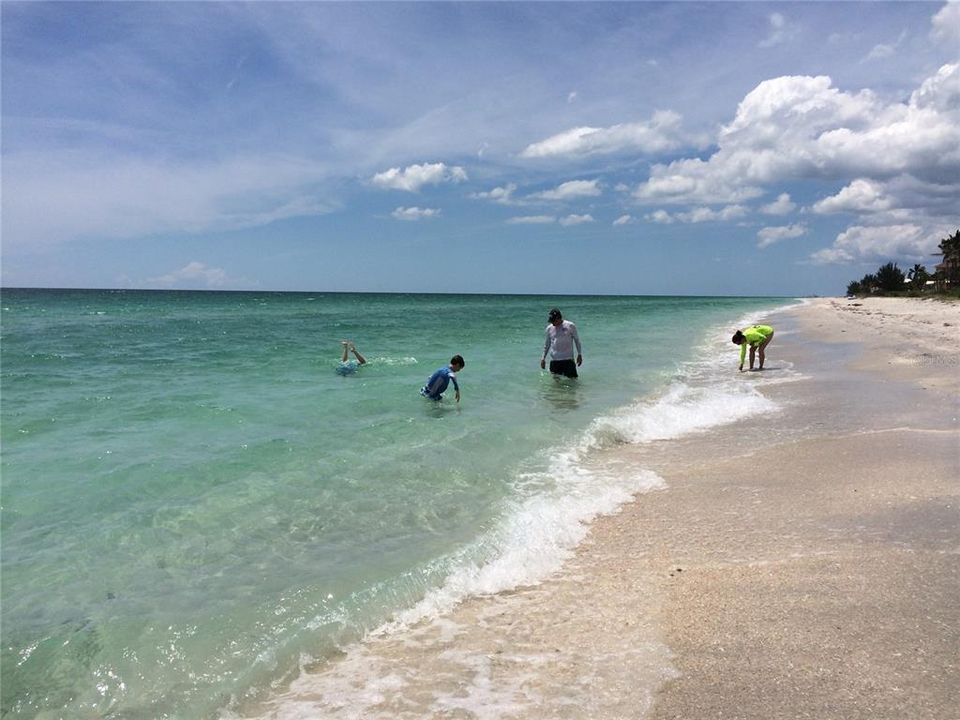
[1,289,794,718]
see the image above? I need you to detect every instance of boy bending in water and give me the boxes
[732,325,774,372]
[421,355,465,403]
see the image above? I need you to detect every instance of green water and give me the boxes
[1,289,791,718]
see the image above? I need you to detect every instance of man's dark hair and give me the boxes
[731,330,745,345]
[548,308,562,322]
[451,354,465,367]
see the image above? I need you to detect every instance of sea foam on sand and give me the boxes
[236,311,795,720]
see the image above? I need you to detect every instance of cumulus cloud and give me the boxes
[391,206,440,221]
[687,205,748,223]
[520,111,688,159]
[931,1,960,45]
[760,193,796,215]
[148,261,229,289]
[910,62,960,114]
[812,179,894,215]
[636,65,960,205]
[559,214,595,226]
[813,176,960,224]
[471,183,518,204]
[809,175,960,262]
[371,162,467,192]
[613,214,635,226]
[810,224,931,264]
[757,223,807,248]
[645,210,675,224]
[531,179,602,201]
[645,205,748,224]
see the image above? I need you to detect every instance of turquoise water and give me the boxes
[1,289,792,718]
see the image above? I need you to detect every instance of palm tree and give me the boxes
[935,230,960,287]
[876,262,905,292]
[907,263,929,292]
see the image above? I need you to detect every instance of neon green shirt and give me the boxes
[739,325,774,365]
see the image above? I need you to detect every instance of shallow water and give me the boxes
[1,289,792,718]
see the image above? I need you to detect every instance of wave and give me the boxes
[229,303,796,717]
[348,313,789,638]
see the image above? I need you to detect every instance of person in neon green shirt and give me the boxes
[732,325,774,372]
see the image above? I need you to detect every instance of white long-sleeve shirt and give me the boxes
[543,320,582,361]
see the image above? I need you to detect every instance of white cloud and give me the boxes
[759,12,795,49]
[646,210,675,224]
[504,213,595,226]
[471,183,518,204]
[757,223,807,248]
[687,205,748,223]
[559,214,595,226]
[864,30,907,62]
[391,206,440,221]
[810,224,932,264]
[636,156,766,205]
[644,205,747,224]
[811,176,960,230]
[865,43,895,61]
[520,111,688,159]
[931,1,960,45]
[812,179,894,215]
[532,179,602,201]
[910,62,960,114]
[371,162,467,192]
[567,91,578,104]
[613,214,634,226]
[634,64,960,212]
[148,261,229,289]
[760,193,796,215]
[507,215,556,225]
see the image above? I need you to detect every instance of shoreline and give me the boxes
[625,297,960,719]
[246,296,959,719]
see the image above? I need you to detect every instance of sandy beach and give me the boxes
[250,296,959,720]
[636,297,960,720]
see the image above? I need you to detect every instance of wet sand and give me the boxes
[637,297,960,720]
[250,297,959,719]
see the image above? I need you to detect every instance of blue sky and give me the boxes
[2,1,958,295]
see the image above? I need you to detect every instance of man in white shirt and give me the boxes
[540,307,583,378]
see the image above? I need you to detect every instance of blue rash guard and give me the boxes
[420,366,459,400]
[335,360,360,376]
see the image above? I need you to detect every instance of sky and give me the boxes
[2,1,958,296]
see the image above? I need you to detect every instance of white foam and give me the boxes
[238,304,793,719]
[372,356,418,366]
[376,461,664,634]
[588,381,779,447]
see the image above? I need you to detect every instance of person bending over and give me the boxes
[420,355,465,402]
[732,325,774,372]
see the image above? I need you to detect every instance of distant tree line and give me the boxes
[846,229,960,296]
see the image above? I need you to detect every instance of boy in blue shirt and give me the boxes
[420,355,465,402]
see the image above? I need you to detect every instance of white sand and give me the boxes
[245,297,960,720]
